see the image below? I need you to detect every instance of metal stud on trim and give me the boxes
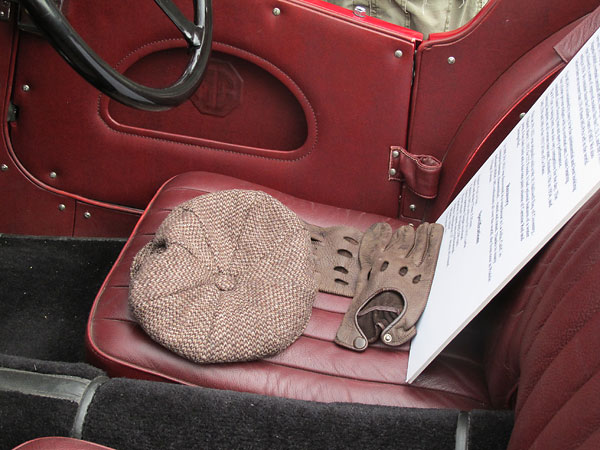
[389,168,397,176]
[49,171,57,179]
[447,56,456,65]
[272,7,281,16]
[58,204,66,211]
[1,164,7,171]
[354,5,367,17]
[392,150,400,158]
[519,112,526,119]
[22,84,30,92]
[83,211,91,219]
[394,50,403,58]
[409,204,417,212]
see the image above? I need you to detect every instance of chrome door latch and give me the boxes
[6,102,17,123]
[0,1,12,22]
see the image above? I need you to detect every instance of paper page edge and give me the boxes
[406,179,600,383]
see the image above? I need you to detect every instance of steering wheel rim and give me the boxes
[19,0,212,111]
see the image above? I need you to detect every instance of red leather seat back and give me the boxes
[484,190,600,449]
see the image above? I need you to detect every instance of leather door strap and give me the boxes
[388,146,442,199]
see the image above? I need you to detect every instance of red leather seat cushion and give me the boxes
[87,172,490,409]
[13,437,114,450]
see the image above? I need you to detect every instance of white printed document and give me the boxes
[407,27,600,383]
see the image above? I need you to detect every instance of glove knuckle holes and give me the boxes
[380,261,389,272]
[412,274,421,284]
[335,278,349,286]
[334,266,349,274]
[399,266,408,276]
[337,249,353,258]
[344,236,359,245]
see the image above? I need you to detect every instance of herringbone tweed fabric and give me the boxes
[129,190,317,363]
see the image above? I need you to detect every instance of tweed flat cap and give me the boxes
[129,190,317,363]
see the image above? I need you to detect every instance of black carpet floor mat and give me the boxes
[0,355,106,450]
[83,378,513,450]
[0,235,124,362]
[0,390,78,450]
[84,378,460,450]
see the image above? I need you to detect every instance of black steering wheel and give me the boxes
[20,0,212,111]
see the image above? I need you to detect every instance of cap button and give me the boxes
[215,273,236,291]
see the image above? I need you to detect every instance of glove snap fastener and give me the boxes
[383,333,392,343]
[353,337,367,350]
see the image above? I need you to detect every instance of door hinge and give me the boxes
[6,102,18,122]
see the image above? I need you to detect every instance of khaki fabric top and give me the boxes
[325,0,489,38]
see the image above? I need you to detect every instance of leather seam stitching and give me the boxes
[87,337,487,405]
[519,205,600,358]
[525,351,600,448]
[90,314,486,403]
[95,39,318,163]
[519,295,600,407]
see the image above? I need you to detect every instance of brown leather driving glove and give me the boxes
[335,222,444,351]
[304,222,363,298]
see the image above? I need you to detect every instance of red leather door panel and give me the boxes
[404,0,599,220]
[7,0,418,218]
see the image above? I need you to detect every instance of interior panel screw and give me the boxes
[409,204,417,212]
[1,164,8,171]
[392,150,400,158]
[83,211,91,219]
[272,7,280,16]
[49,171,57,179]
[22,84,30,92]
[58,204,66,211]
[389,168,397,176]
[394,50,403,58]
[519,112,526,119]
[447,56,456,65]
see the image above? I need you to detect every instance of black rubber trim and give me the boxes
[455,411,470,450]
[0,367,90,402]
[71,375,109,439]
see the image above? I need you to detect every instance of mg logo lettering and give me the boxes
[191,59,243,117]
